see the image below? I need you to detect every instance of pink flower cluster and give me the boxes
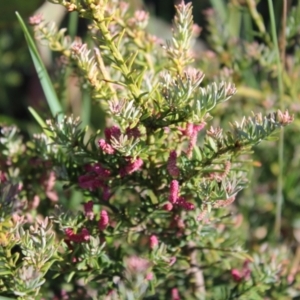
[98,125,141,155]
[97,125,143,177]
[179,122,206,158]
[167,150,179,177]
[28,13,43,26]
[120,157,143,177]
[165,180,195,211]
[208,161,231,182]
[98,210,109,230]
[78,163,111,200]
[83,200,94,220]
[149,235,159,249]
[231,260,251,282]
[0,171,7,183]
[125,255,150,274]
[171,288,180,300]
[65,209,109,243]
[168,180,179,204]
[98,126,121,154]
[65,227,90,243]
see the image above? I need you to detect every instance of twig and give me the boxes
[186,241,206,299]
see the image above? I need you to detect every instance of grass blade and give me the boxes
[267,0,285,239]
[81,90,91,127]
[28,107,53,139]
[68,11,78,40]
[28,106,47,129]
[15,12,63,121]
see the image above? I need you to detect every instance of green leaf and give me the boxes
[68,11,79,40]
[193,146,202,161]
[126,50,139,71]
[231,251,253,262]
[210,0,227,26]
[28,107,47,129]
[15,12,63,121]
[116,29,126,49]
[66,271,76,283]
[81,90,91,127]
[207,136,218,153]
[0,269,13,276]
[0,296,16,300]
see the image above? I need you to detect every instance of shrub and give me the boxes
[0,1,295,299]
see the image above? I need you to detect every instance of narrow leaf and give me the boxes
[15,12,63,121]
[28,107,53,139]
[28,107,47,129]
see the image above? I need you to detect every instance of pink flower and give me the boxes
[163,202,173,211]
[79,164,111,190]
[193,123,206,133]
[169,256,176,266]
[80,228,90,242]
[89,163,111,178]
[231,260,251,282]
[65,227,90,243]
[231,269,242,282]
[242,260,251,280]
[145,272,153,281]
[0,171,7,183]
[78,173,104,190]
[192,24,202,37]
[187,124,206,157]
[125,256,150,273]
[180,122,206,158]
[134,10,149,23]
[149,235,159,249]
[83,200,94,220]
[40,171,58,202]
[98,139,115,154]
[186,134,197,158]
[185,123,194,137]
[168,180,179,204]
[171,288,180,300]
[120,157,143,177]
[102,185,111,201]
[105,125,121,141]
[177,196,195,211]
[98,210,109,230]
[167,150,179,177]
[99,125,141,155]
[28,14,43,25]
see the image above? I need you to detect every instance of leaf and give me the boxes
[66,271,76,283]
[81,91,91,127]
[0,270,13,276]
[207,136,218,152]
[193,146,202,161]
[231,251,254,262]
[15,12,63,121]
[0,296,16,300]
[28,107,47,129]
[210,0,228,27]
[126,50,139,71]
